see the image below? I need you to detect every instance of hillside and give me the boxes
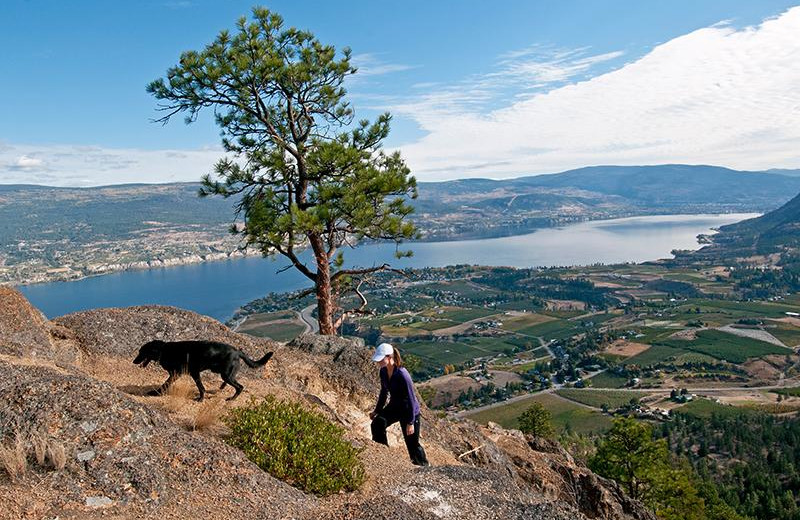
[685,189,800,261]
[0,287,653,520]
[419,164,800,210]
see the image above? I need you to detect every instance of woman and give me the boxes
[369,342,429,466]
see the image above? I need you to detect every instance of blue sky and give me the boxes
[1,1,799,185]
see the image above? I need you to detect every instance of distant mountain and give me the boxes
[765,168,800,177]
[419,164,800,210]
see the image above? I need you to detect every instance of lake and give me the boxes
[19,213,756,321]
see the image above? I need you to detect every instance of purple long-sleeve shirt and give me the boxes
[374,366,420,424]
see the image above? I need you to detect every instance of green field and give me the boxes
[495,300,541,312]
[400,340,479,365]
[623,344,690,366]
[402,336,522,366]
[515,319,579,341]
[658,330,791,363]
[408,319,458,331]
[239,311,296,325]
[672,352,719,364]
[555,389,645,409]
[541,309,586,319]
[424,281,499,298]
[686,299,800,318]
[587,371,629,389]
[662,272,711,284]
[465,393,612,434]
[673,399,750,418]
[772,387,800,397]
[240,321,306,342]
[426,307,499,322]
[500,313,555,332]
[767,323,800,347]
[632,327,677,345]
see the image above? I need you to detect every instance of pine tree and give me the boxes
[518,402,555,438]
[147,7,417,334]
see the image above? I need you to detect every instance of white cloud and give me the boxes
[391,7,800,180]
[493,46,625,85]
[0,144,223,186]
[350,53,416,77]
[12,155,44,170]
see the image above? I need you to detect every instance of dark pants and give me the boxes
[371,409,429,466]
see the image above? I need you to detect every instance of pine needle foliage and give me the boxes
[147,7,418,334]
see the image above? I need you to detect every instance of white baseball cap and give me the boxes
[371,342,394,362]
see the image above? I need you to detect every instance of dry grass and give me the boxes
[0,433,27,481]
[193,398,226,431]
[46,439,66,470]
[0,431,68,480]
[30,433,47,466]
[162,376,197,412]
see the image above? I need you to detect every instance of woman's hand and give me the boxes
[406,423,414,436]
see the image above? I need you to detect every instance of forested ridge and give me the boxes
[658,411,800,520]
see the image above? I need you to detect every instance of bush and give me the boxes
[518,402,554,438]
[223,397,366,496]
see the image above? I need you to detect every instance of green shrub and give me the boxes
[518,402,555,438]
[223,397,366,496]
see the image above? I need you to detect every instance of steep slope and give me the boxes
[691,190,800,259]
[0,288,654,520]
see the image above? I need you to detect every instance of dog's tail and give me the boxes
[241,351,274,368]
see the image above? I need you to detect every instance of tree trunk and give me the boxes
[311,238,336,335]
[316,275,336,335]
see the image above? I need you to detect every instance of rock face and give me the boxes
[54,305,272,360]
[0,361,312,520]
[0,295,655,520]
[0,286,78,364]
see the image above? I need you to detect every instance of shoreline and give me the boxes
[4,211,756,288]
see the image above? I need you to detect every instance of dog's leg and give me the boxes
[221,372,244,401]
[219,381,227,390]
[190,370,206,401]
[147,373,178,396]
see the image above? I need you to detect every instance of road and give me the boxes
[300,304,319,333]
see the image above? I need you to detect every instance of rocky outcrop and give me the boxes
[54,305,272,360]
[0,286,78,364]
[321,465,587,520]
[0,361,313,520]
[0,295,654,520]
[482,425,655,520]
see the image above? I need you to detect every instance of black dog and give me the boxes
[133,339,273,401]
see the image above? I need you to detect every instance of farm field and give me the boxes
[686,299,800,318]
[767,321,800,347]
[657,329,791,363]
[401,336,526,366]
[500,313,556,332]
[423,306,499,322]
[623,344,691,366]
[514,319,579,341]
[465,393,612,435]
[239,319,306,342]
[673,398,751,418]
[407,319,459,331]
[587,371,629,388]
[555,389,646,409]
[773,387,800,397]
